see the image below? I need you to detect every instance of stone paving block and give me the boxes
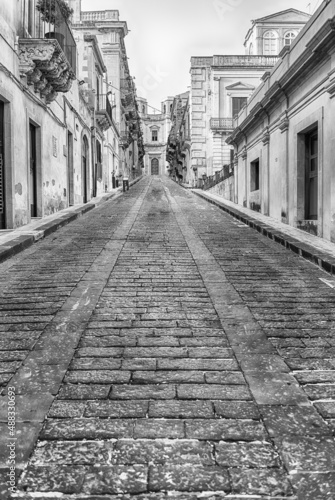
[79,336,137,347]
[290,472,335,499]
[30,440,112,465]
[294,370,335,384]
[121,358,157,370]
[185,420,266,441]
[0,421,44,468]
[214,401,260,420]
[115,439,214,465]
[149,401,214,418]
[158,359,239,371]
[177,385,251,401]
[149,465,230,492]
[260,404,331,436]
[48,400,87,418]
[244,372,309,405]
[85,400,149,418]
[314,401,335,418]
[64,370,131,384]
[204,372,246,384]
[41,419,133,440]
[133,370,205,384]
[18,465,86,493]
[275,435,335,471]
[110,385,176,400]
[303,383,335,400]
[124,347,189,358]
[75,347,124,358]
[215,441,280,468]
[137,336,181,347]
[0,393,54,422]
[230,469,293,496]
[134,419,185,439]
[58,384,110,400]
[188,348,233,358]
[236,354,290,373]
[81,465,148,494]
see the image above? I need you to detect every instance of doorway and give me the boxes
[0,102,5,229]
[82,135,89,203]
[29,122,37,217]
[67,131,74,206]
[305,130,318,220]
[151,158,159,175]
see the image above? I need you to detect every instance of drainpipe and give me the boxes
[91,107,97,199]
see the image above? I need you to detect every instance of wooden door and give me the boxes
[306,131,318,220]
[151,158,159,175]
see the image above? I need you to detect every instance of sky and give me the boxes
[81,0,322,111]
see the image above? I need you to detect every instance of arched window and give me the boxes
[284,32,297,46]
[249,43,254,55]
[142,105,145,113]
[152,128,159,142]
[263,31,278,55]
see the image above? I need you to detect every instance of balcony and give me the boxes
[81,10,119,22]
[18,0,76,104]
[96,94,115,131]
[120,131,131,147]
[210,118,234,131]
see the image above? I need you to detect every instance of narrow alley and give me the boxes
[1,177,335,499]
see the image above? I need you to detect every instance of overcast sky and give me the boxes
[82,0,322,111]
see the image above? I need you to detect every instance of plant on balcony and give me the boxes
[36,0,73,25]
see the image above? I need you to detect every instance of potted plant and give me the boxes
[36,0,73,25]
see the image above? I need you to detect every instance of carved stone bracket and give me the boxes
[279,112,290,133]
[18,39,76,103]
[262,127,270,145]
[241,146,247,160]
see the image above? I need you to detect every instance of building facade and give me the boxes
[189,9,310,187]
[0,0,142,231]
[138,97,172,177]
[227,0,335,242]
[166,92,191,183]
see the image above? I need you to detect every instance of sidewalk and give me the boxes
[0,176,144,265]
[193,189,335,277]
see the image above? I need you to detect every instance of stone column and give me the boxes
[242,146,248,207]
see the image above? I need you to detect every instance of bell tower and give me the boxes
[67,0,82,24]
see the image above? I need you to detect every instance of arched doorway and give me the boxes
[151,158,159,175]
[82,136,89,203]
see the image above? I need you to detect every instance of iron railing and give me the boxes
[96,94,113,123]
[33,0,76,73]
[201,163,234,191]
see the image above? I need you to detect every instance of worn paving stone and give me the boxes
[229,469,293,496]
[58,384,111,400]
[81,465,148,494]
[214,401,260,420]
[185,420,266,441]
[275,435,335,471]
[290,472,335,499]
[30,440,112,465]
[149,465,230,492]
[64,370,131,384]
[177,385,251,400]
[149,401,214,419]
[115,439,214,465]
[40,419,134,440]
[84,400,149,418]
[260,404,332,436]
[110,385,176,400]
[134,419,185,439]
[18,465,86,493]
[215,441,280,468]
[132,370,205,384]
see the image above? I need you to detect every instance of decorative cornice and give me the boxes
[18,39,75,104]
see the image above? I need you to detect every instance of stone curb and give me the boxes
[0,175,144,265]
[193,190,335,277]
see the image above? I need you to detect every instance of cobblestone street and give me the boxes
[1,176,335,499]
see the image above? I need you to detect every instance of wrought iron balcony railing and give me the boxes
[96,94,115,131]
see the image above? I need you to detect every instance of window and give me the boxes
[164,105,166,114]
[249,43,254,55]
[142,105,145,113]
[152,129,158,142]
[250,159,260,192]
[284,32,296,46]
[232,97,247,118]
[263,31,278,55]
